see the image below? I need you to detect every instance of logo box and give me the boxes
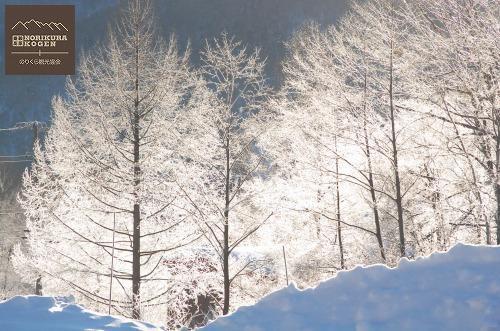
[5,5,75,75]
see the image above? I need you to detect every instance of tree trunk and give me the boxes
[362,72,386,262]
[131,24,142,319]
[31,124,44,296]
[132,123,141,319]
[35,276,42,295]
[389,39,406,257]
[485,216,491,245]
[496,131,500,244]
[223,135,230,315]
[334,136,345,269]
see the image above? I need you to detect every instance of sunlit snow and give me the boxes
[202,244,500,331]
[0,295,161,331]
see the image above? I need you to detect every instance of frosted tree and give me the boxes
[181,34,276,316]
[346,0,416,257]
[12,0,202,323]
[405,0,499,244]
[277,18,400,266]
[282,22,388,263]
[277,0,461,264]
[278,31,348,269]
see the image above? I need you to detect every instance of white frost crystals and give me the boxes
[6,0,500,329]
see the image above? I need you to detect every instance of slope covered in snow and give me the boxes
[2,245,500,330]
[0,295,161,331]
[202,244,500,331]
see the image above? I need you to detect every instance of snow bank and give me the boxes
[0,295,161,331]
[202,244,500,331]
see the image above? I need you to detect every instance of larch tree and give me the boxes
[12,0,201,322]
[343,0,421,257]
[277,0,447,264]
[279,28,349,270]
[278,21,388,266]
[182,34,276,316]
[405,0,500,243]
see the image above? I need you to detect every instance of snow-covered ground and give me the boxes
[0,295,161,331]
[2,244,500,330]
[202,244,500,331]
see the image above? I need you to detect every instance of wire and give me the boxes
[0,155,33,164]
[0,121,47,132]
[0,154,33,159]
[0,160,31,163]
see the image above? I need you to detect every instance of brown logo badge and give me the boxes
[5,5,75,75]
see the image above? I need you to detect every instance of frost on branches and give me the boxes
[9,0,499,329]
[13,1,206,326]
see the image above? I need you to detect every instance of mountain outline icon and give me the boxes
[11,19,68,31]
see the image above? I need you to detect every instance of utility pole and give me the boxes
[282,246,289,286]
[108,212,116,315]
